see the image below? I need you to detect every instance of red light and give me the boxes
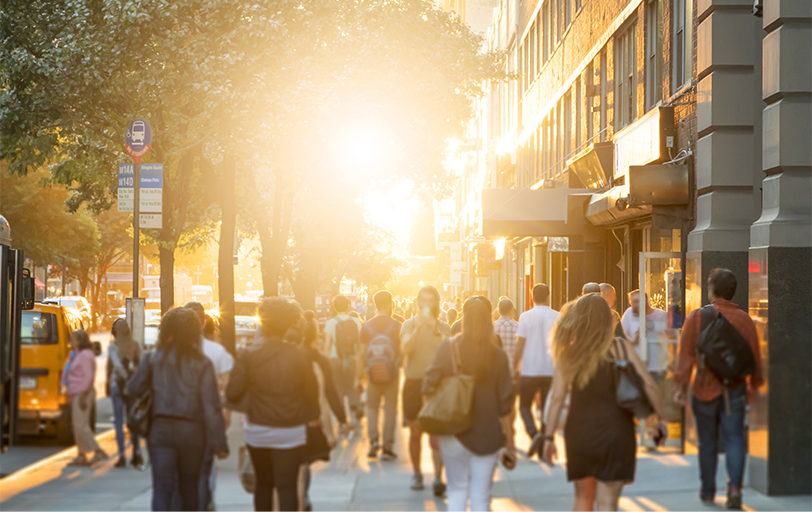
[748,262,761,273]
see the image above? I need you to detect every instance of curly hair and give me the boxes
[551,293,614,390]
[258,297,303,337]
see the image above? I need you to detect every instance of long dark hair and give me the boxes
[460,296,496,381]
[157,308,203,367]
[112,318,139,360]
[71,329,93,351]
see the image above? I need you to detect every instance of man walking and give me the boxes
[401,285,449,495]
[360,290,401,461]
[600,283,626,338]
[675,269,763,510]
[324,294,364,427]
[493,298,519,445]
[621,290,670,382]
[513,284,559,458]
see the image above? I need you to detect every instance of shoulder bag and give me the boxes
[612,338,654,418]
[417,339,476,436]
[127,351,154,438]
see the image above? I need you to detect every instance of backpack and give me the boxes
[697,305,756,386]
[334,317,359,362]
[363,321,398,384]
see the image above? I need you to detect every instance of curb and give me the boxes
[0,428,116,483]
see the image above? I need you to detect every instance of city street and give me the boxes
[1,400,809,512]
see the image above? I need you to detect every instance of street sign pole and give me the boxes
[124,118,152,300]
[133,158,140,299]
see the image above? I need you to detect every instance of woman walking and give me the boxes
[226,297,319,512]
[66,329,106,466]
[108,318,142,468]
[422,296,515,511]
[127,308,228,511]
[541,294,667,511]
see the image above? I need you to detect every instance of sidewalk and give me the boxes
[1,412,810,511]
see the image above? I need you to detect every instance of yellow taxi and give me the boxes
[18,302,97,444]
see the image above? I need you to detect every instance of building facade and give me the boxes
[449,0,811,495]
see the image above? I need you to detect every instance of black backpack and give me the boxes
[697,305,756,386]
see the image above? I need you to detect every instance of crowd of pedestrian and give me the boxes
[62,265,762,512]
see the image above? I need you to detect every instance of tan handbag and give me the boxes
[238,445,255,494]
[417,340,475,436]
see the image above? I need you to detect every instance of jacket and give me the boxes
[67,349,95,397]
[226,336,319,428]
[127,349,228,455]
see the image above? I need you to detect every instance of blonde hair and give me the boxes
[552,293,614,390]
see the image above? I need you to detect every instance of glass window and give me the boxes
[21,312,58,345]
[673,0,692,89]
[575,78,582,149]
[564,91,572,160]
[615,21,637,130]
[646,0,663,109]
[600,50,607,141]
[542,3,549,63]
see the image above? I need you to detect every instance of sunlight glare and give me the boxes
[363,180,418,251]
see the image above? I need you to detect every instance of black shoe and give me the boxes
[367,442,380,459]
[700,492,716,506]
[130,453,144,468]
[727,489,742,510]
[380,448,397,461]
[528,432,544,458]
[432,478,446,498]
[114,457,127,468]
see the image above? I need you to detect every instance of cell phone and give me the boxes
[500,449,516,470]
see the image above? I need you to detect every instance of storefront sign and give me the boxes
[613,107,674,179]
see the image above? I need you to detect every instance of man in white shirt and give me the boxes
[513,284,559,459]
[620,290,670,377]
[185,301,234,511]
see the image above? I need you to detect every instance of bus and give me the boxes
[1,214,36,449]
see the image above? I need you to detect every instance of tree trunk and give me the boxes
[159,247,175,314]
[259,173,295,297]
[218,155,237,355]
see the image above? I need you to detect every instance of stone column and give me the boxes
[687,0,764,309]
[748,0,812,496]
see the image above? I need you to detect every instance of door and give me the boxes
[638,251,684,451]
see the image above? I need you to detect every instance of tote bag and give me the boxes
[417,340,475,436]
[613,338,654,418]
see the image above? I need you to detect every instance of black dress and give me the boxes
[564,359,636,483]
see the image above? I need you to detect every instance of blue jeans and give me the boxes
[148,417,206,511]
[111,384,140,458]
[691,385,748,497]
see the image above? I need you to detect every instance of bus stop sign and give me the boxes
[124,118,152,160]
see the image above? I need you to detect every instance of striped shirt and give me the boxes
[493,316,519,371]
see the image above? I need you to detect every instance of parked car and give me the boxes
[19,303,101,444]
[43,296,93,330]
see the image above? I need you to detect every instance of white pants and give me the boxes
[439,435,498,511]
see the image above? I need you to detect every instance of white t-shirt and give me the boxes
[620,307,669,372]
[516,305,560,377]
[202,338,234,376]
[244,420,306,449]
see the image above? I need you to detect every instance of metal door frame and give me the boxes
[638,251,681,362]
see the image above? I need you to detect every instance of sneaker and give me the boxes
[367,442,380,459]
[528,432,544,458]
[432,478,446,498]
[727,489,742,510]
[88,450,108,465]
[410,473,424,491]
[114,457,127,468]
[67,456,90,467]
[700,492,716,506]
[131,453,144,469]
[380,448,397,461]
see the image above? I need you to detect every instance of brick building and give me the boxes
[450,0,810,495]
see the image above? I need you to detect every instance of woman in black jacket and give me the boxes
[423,296,515,512]
[226,297,319,512]
[127,308,228,511]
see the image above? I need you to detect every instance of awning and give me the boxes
[105,272,134,284]
[481,188,595,237]
[585,186,652,226]
[34,278,45,290]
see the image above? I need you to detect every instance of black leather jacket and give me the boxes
[226,336,319,428]
[127,348,228,455]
